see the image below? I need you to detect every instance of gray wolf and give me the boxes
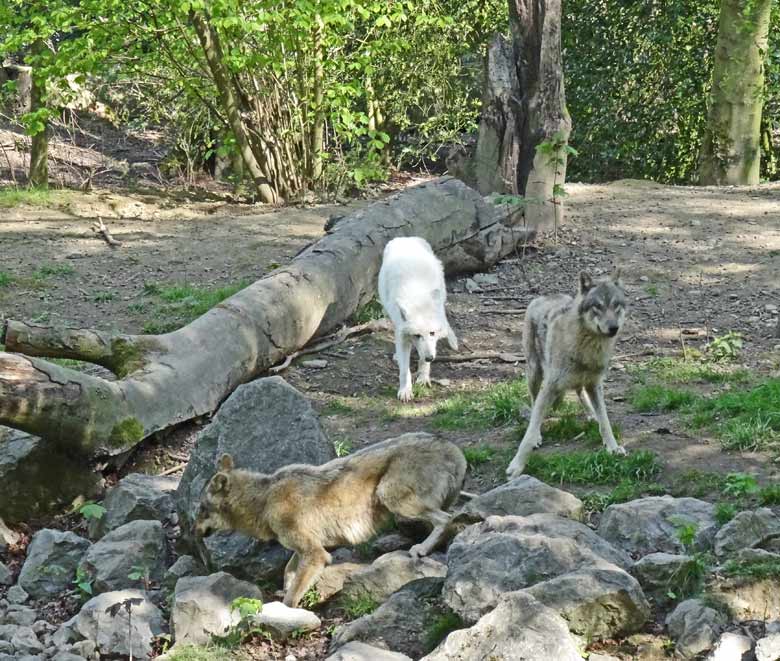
[195,432,466,608]
[506,270,628,478]
[378,237,458,401]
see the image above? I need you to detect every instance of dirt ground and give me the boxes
[2,178,780,659]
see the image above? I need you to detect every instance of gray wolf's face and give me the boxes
[194,454,235,537]
[579,270,626,338]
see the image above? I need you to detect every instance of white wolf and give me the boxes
[378,237,458,402]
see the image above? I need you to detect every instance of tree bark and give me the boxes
[449,2,570,232]
[0,177,527,456]
[190,10,279,204]
[309,13,326,183]
[28,43,48,189]
[698,0,773,185]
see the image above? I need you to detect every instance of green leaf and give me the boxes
[79,502,106,520]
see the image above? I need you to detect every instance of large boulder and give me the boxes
[331,578,457,659]
[75,589,164,659]
[326,641,413,661]
[89,473,179,539]
[461,476,584,521]
[713,508,780,559]
[632,552,700,605]
[0,427,101,523]
[421,591,583,661]
[170,572,263,647]
[522,565,650,640]
[666,598,728,659]
[708,575,780,620]
[339,551,447,606]
[175,377,335,582]
[442,515,631,623]
[78,520,168,594]
[17,529,91,600]
[597,496,718,557]
[756,633,780,661]
[706,632,753,661]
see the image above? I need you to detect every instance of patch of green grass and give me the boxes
[333,437,353,457]
[581,480,666,513]
[424,611,464,653]
[644,284,659,297]
[299,586,321,609]
[543,415,612,445]
[722,558,780,581]
[0,271,13,288]
[759,484,780,505]
[525,449,662,486]
[462,445,495,468]
[93,291,115,302]
[432,380,528,430]
[322,400,354,416]
[721,473,760,498]
[340,593,379,619]
[35,263,76,279]
[669,470,725,498]
[0,186,53,207]
[714,502,737,525]
[166,644,240,661]
[353,297,385,323]
[141,280,248,333]
[630,384,696,412]
[635,357,750,385]
[690,379,780,451]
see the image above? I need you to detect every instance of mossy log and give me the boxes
[0,177,527,457]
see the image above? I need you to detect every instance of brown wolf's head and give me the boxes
[194,453,236,537]
[578,268,627,338]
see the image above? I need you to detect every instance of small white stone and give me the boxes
[301,359,328,369]
[639,275,649,282]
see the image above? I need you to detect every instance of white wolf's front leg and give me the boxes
[416,358,432,387]
[396,333,414,402]
[586,381,627,455]
[506,380,557,478]
[446,321,459,352]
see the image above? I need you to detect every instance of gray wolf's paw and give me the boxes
[408,543,426,559]
[608,445,628,456]
[397,386,414,402]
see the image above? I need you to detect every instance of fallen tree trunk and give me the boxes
[0,176,527,456]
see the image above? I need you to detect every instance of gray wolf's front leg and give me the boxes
[409,509,451,558]
[586,381,626,455]
[506,380,558,477]
[284,546,331,608]
[395,333,414,402]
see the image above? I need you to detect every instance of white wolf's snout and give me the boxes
[378,237,457,402]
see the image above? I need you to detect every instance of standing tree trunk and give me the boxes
[699,0,773,185]
[28,42,48,188]
[309,13,326,183]
[448,1,571,233]
[0,177,527,456]
[190,11,279,204]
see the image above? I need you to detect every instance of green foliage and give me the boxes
[424,611,463,652]
[432,380,527,430]
[524,449,662,486]
[0,187,53,207]
[231,597,263,619]
[581,480,666,513]
[633,357,750,385]
[35,263,76,279]
[78,501,106,521]
[73,566,93,596]
[322,400,354,416]
[299,586,321,609]
[722,557,780,581]
[705,332,743,363]
[759,484,780,505]
[462,445,495,468]
[353,297,385,324]
[563,1,780,183]
[141,281,248,333]
[340,593,379,619]
[722,473,760,498]
[714,502,737,525]
[630,385,696,412]
[0,272,12,288]
[333,437,353,457]
[165,645,238,661]
[93,291,115,303]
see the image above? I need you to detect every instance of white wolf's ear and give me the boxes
[398,303,409,322]
[579,271,594,293]
[217,453,234,472]
[209,472,230,494]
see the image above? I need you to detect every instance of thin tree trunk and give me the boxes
[309,13,326,182]
[28,42,48,189]
[698,0,773,185]
[0,177,527,456]
[190,10,279,203]
[449,1,571,232]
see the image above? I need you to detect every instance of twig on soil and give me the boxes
[159,463,187,476]
[270,318,392,374]
[91,217,123,248]
[480,308,527,315]
[437,351,525,364]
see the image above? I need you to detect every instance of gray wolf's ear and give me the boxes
[217,453,234,472]
[579,271,594,293]
[398,303,409,322]
[612,267,624,288]
[209,472,230,494]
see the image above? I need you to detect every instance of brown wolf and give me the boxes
[194,432,466,608]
